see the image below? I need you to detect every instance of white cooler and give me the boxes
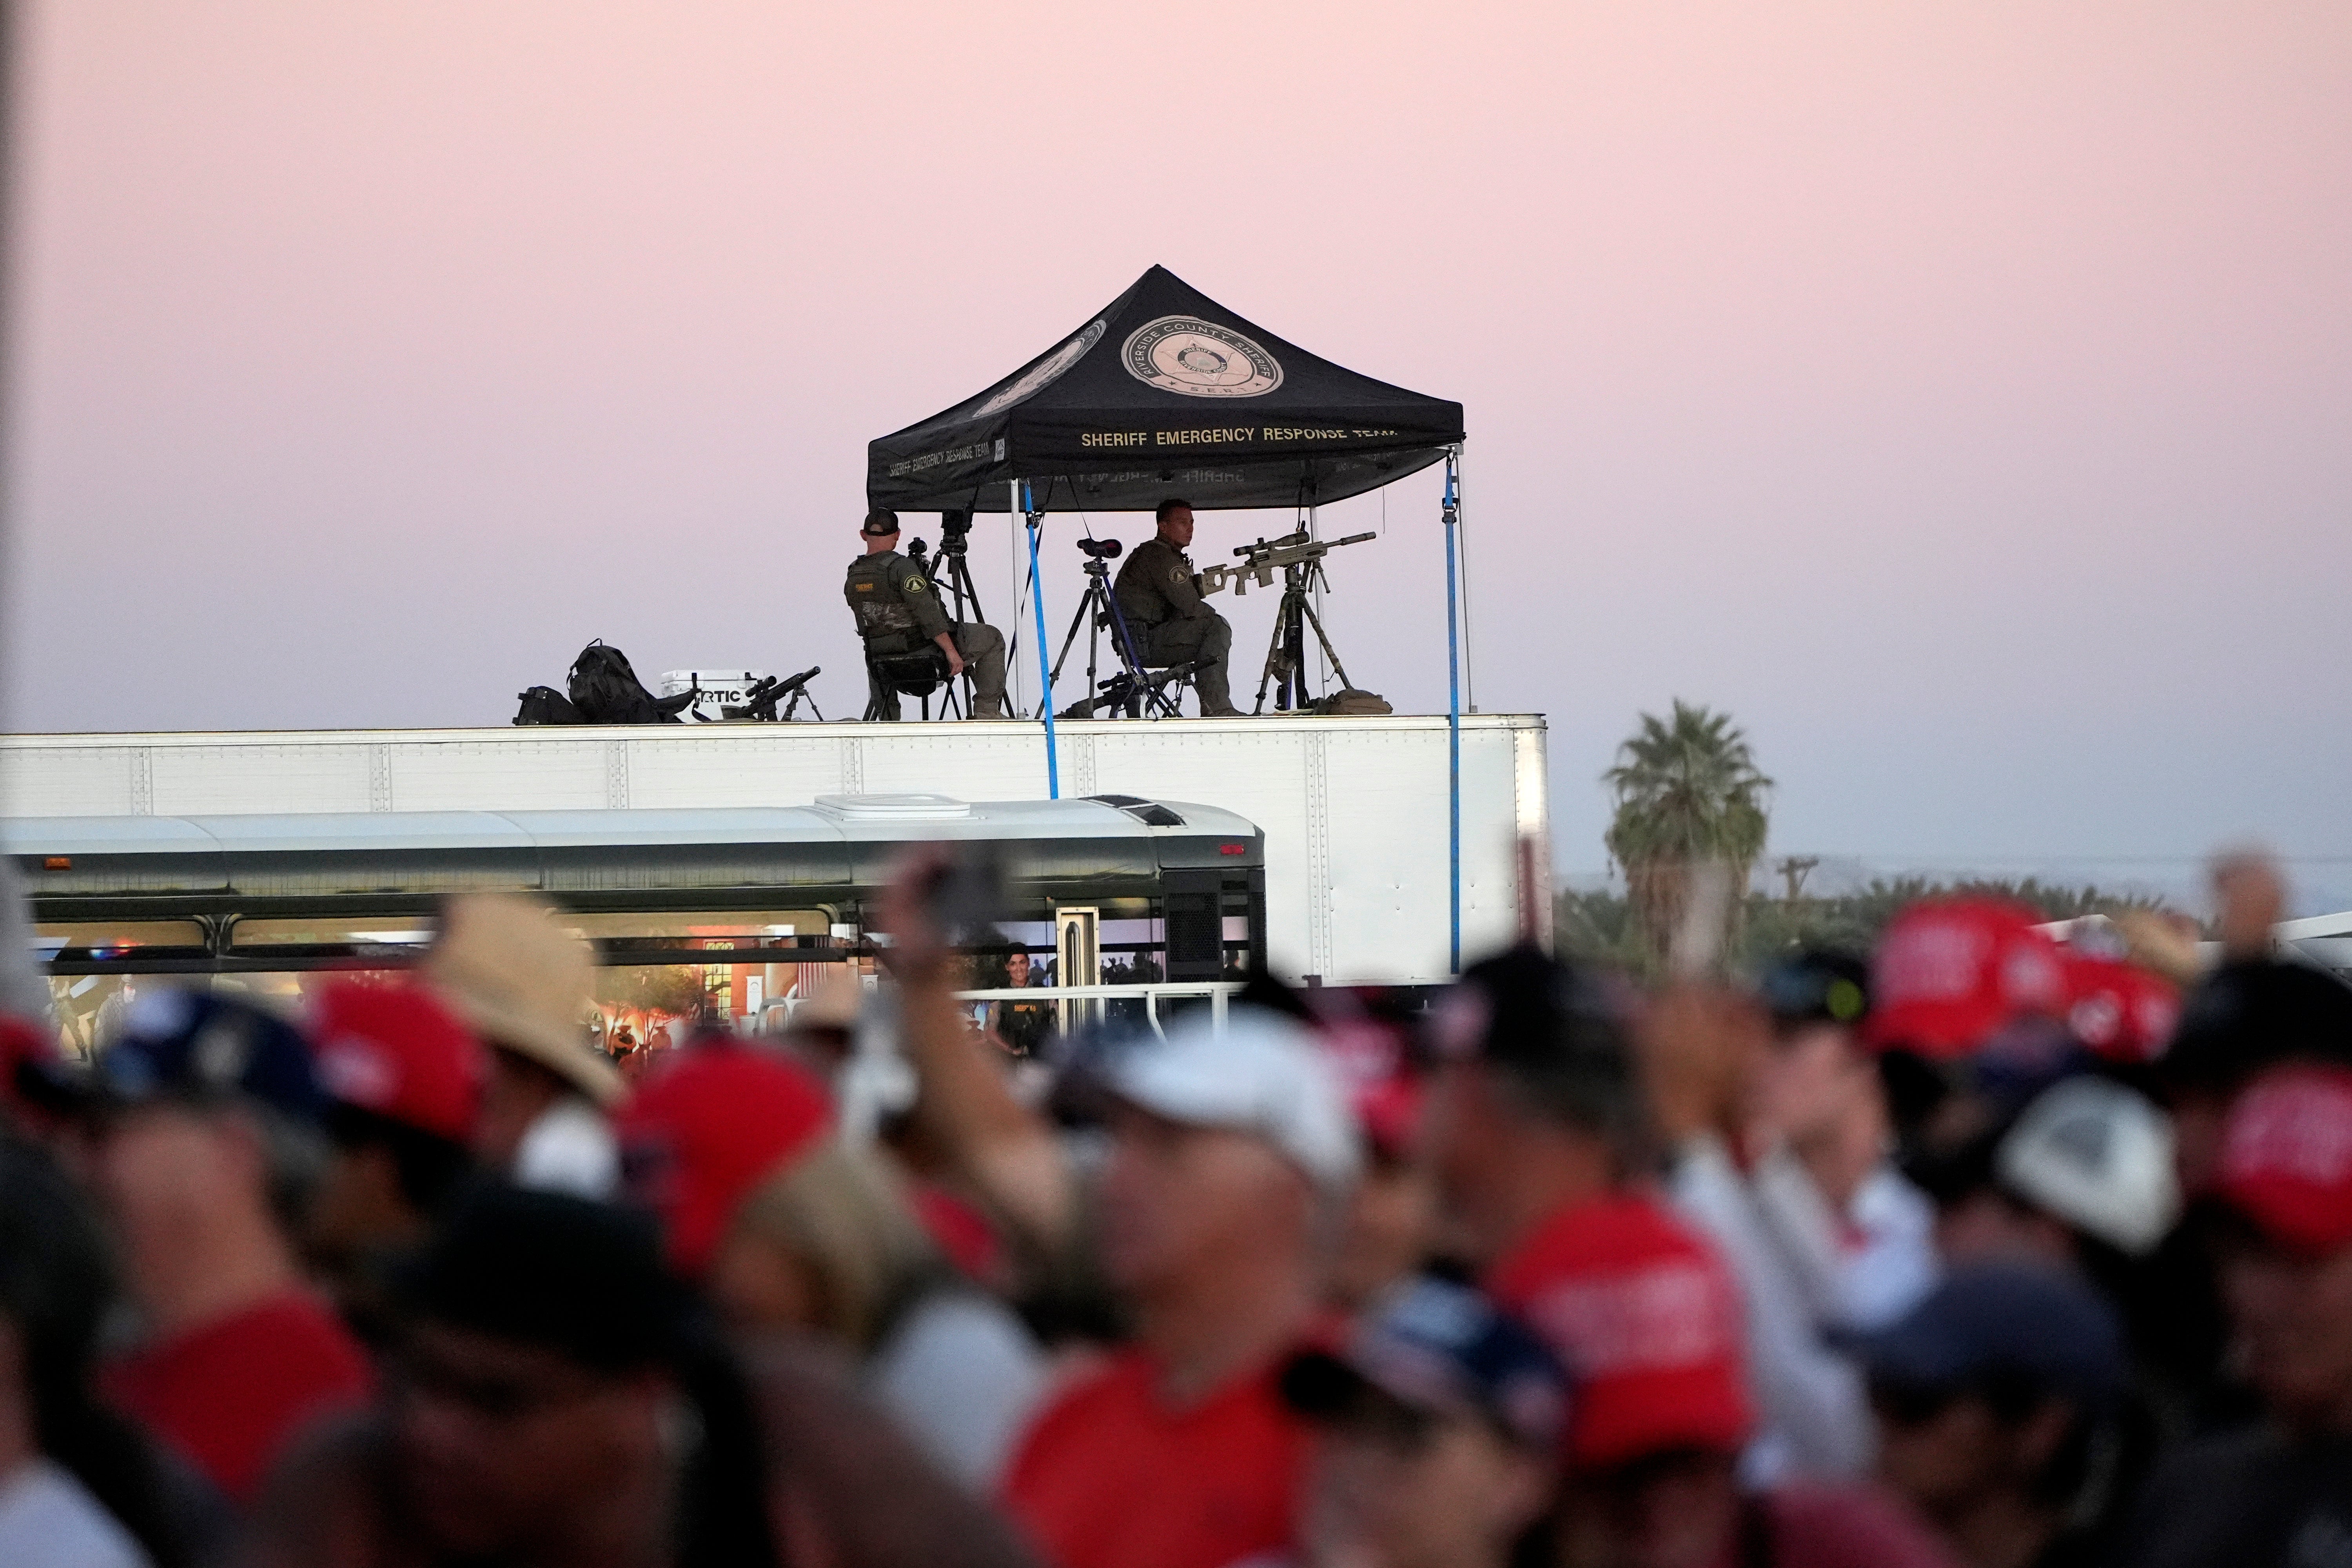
[659,669,767,724]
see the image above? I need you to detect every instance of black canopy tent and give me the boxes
[866,265,1463,514]
[863,266,1475,969]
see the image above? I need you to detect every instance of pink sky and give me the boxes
[7,2,2350,897]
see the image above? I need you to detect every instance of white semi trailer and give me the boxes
[2,713,1550,985]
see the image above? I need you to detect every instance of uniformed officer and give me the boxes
[846,509,1008,719]
[1111,498,1243,717]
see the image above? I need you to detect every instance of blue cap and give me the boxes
[94,990,325,1125]
[1283,1274,1569,1449]
[1851,1261,2124,1409]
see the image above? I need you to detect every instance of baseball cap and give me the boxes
[0,1013,60,1120]
[1866,899,2070,1060]
[2163,960,2352,1094]
[1438,946,1630,1074]
[85,989,325,1124]
[1432,946,1636,1151]
[423,892,621,1107]
[1313,1007,1423,1163]
[1095,1005,1361,1193]
[2062,954,2181,1066]
[1852,1260,2125,1412]
[1759,949,1870,1030]
[398,1181,688,1374]
[1488,1192,1751,1468]
[1994,1076,2179,1254]
[308,981,486,1145]
[615,1039,835,1276]
[1282,1274,1569,1450]
[862,508,902,537]
[2214,1063,2352,1256]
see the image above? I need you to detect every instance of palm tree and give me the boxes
[1603,701,1772,965]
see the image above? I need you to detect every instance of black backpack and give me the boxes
[513,685,584,726]
[565,641,695,725]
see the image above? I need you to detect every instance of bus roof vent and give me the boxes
[1084,795,1186,828]
[812,793,973,821]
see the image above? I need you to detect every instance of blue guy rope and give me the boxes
[1027,486,1059,799]
[1444,452,1461,973]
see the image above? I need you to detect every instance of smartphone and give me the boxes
[920,845,1006,946]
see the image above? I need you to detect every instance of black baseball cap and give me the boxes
[2161,958,2352,1094]
[1849,1260,2124,1412]
[1759,949,1870,1029]
[397,1182,689,1373]
[1282,1274,1568,1450]
[861,509,901,537]
[1434,944,1630,1075]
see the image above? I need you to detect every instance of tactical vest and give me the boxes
[1114,538,1192,628]
[845,552,919,646]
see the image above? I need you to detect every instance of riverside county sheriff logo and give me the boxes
[975,319,1106,417]
[1122,316,1283,399]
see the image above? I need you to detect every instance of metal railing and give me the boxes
[953,981,1245,1036]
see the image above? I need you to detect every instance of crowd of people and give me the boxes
[0,848,2346,1568]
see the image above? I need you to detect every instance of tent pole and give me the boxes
[1008,481,1025,716]
[1443,450,1461,974]
[1455,442,1477,714]
[1025,483,1059,799]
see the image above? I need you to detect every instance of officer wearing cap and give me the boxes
[846,510,1008,719]
[1112,499,1242,717]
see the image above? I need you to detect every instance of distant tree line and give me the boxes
[1576,698,2176,975]
[1555,874,2177,974]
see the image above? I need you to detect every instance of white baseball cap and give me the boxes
[1996,1076,2179,1255]
[1099,1007,1363,1194]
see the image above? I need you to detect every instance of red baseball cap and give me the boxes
[1487,1192,1752,1468]
[909,1182,1005,1288]
[2063,953,2181,1065]
[615,1040,833,1277]
[1316,1016,1424,1162]
[309,981,486,1144]
[0,1013,62,1123]
[2217,1064,2352,1256]
[1865,898,2070,1059]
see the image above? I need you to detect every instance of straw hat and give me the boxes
[423,892,621,1107]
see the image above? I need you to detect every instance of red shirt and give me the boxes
[1004,1347,1310,1568]
[104,1289,373,1506]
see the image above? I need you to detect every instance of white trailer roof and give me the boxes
[1,797,1256,857]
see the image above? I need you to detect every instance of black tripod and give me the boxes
[1253,554,1358,713]
[1045,542,1179,719]
[906,516,985,720]
[925,512,988,625]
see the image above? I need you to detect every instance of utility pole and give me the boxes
[1776,855,1820,904]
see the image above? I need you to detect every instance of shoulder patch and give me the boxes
[904,577,927,593]
[1169,566,1187,584]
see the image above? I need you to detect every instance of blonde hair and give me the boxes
[730,1140,942,1352]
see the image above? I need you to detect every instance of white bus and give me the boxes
[7,793,1263,1055]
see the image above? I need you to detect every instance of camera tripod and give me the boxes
[1253,552,1359,713]
[904,514,986,719]
[1045,543,1182,720]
